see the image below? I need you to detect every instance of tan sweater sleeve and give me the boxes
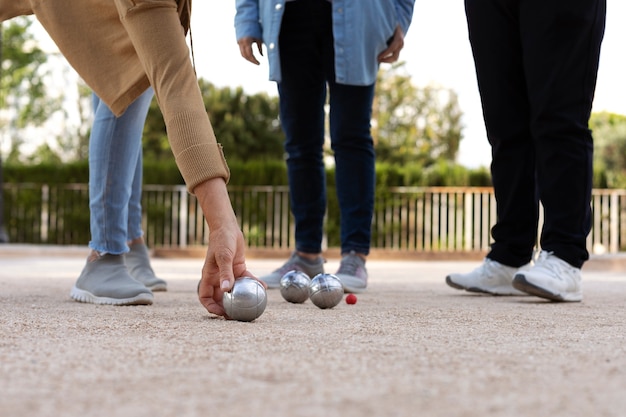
[167,110,230,193]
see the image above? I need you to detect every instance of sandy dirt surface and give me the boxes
[1,245,625,417]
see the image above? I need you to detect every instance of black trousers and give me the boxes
[465,0,606,268]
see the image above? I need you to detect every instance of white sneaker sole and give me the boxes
[70,287,154,306]
[512,275,582,302]
[446,276,527,296]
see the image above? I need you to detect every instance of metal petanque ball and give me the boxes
[308,273,344,309]
[223,277,267,322]
[280,270,311,304]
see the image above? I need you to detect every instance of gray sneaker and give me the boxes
[260,252,325,289]
[125,243,167,291]
[336,251,368,293]
[71,253,154,306]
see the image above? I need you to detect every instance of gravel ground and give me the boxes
[1,246,625,417]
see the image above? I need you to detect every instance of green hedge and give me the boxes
[2,160,491,187]
[2,159,615,188]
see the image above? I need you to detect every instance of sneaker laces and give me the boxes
[533,251,570,280]
[478,258,502,277]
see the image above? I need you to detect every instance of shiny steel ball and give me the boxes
[223,277,267,322]
[308,273,344,309]
[280,270,311,304]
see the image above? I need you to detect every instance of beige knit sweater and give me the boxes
[1,0,230,191]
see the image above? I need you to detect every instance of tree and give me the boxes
[141,79,285,162]
[0,23,7,242]
[372,62,463,167]
[1,17,60,163]
[50,80,92,162]
[590,111,626,188]
[201,80,284,161]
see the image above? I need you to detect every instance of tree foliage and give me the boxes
[590,111,626,188]
[201,81,284,161]
[1,18,60,162]
[142,79,284,162]
[373,62,463,167]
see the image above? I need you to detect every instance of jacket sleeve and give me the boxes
[234,0,262,41]
[395,0,416,35]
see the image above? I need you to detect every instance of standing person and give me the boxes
[235,0,415,293]
[446,0,606,302]
[71,88,168,306]
[1,0,260,317]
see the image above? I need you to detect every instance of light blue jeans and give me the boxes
[88,88,154,255]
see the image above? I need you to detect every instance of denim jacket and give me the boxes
[234,0,415,85]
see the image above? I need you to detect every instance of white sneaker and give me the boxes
[512,251,582,302]
[446,258,528,296]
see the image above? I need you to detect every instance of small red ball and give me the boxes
[345,294,357,305]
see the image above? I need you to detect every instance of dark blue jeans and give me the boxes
[465,0,605,268]
[277,0,375,255]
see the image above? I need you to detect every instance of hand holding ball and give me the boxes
[223,277,267,322]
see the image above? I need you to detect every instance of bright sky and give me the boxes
[32,1,626,168]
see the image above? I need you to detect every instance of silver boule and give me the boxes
[223,277,267,322]
[308,273,344,309]
[280,270,311,304]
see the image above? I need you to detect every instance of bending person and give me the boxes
[1,0,258,317]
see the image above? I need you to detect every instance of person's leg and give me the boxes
[254,0,330,287]
[464,0,538,268]
[126,113,148,247]
[118,88,168,291]
[279,0,330,256]
[521,0,605,268]
[327,81,375,293]
[89,90,152,255]
[446,0,537,296]
[72,89,154,305]
[512,0,605,302]
[328,83,376,257]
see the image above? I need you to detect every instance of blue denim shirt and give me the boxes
[234,0,415,85]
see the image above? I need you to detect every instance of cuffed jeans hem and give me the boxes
[88,243,129,256]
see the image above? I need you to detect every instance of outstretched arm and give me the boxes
[194,178,259,316]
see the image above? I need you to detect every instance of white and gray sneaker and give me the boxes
[446,257,528,296]
[512,251,582,302]
[260,251,325,289]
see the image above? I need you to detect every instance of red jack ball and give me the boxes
[345,294,357,305]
